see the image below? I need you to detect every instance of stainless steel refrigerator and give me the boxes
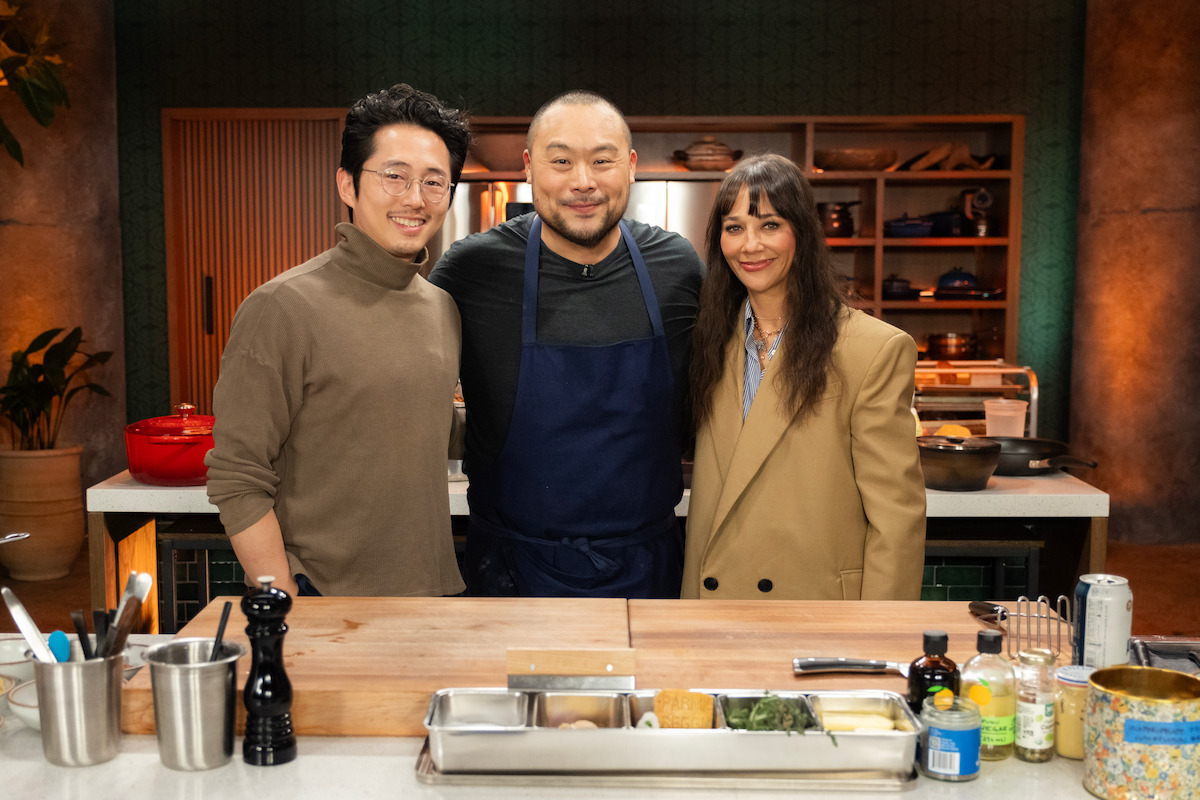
[428,180,719,263]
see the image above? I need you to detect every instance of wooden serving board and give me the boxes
[121,596,630,737]
[628,600,988,694]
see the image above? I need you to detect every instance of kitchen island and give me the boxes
[1,600,1097,797]
[86,470,1109,632]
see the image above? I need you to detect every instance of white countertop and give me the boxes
[0,711,1096,799]
[88,470,1108,519]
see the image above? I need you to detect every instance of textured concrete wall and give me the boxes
[1072,0,1200,543]
[0,0,126,489]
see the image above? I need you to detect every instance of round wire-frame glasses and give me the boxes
[361,168,452,203]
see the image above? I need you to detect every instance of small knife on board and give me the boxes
[793,656,910,678]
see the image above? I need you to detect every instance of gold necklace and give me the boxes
[752,316,787,352]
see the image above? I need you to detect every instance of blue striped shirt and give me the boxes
[742,300,785,420]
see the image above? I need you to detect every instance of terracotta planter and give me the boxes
[0,446,85,581]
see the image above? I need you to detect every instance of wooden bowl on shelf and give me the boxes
[814,148,898,171]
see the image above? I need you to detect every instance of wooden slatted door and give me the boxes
[162,109,348,413]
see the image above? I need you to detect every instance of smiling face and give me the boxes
[720,185,797,307]
[336,123,452,261]
[523,102,636,263]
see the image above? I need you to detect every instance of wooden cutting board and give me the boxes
[628,600,990,694]
[121,596,630,737]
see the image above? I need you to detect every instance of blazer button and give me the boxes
[757,579,773,593]
[703,577,719,591]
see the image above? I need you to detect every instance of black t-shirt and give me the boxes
[429,214,705,475]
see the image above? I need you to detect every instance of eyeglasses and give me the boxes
[360,168,453,203]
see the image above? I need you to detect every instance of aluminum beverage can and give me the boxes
[1071,574,1133,667]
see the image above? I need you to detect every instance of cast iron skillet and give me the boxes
[987,436,1098,476]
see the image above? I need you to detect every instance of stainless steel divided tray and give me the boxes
[423,688,921,775]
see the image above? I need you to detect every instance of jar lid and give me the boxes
[922,630,949,655]
[1017,648,1057,666]
[125,402,215,436]
[1056,665,1096,686]
[976,629,1003,654]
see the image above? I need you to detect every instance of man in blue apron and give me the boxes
[430,91,704,598]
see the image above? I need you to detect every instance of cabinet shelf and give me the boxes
[880,300,1009,311]
[883,237,1009,247]
[464,114,1023,361]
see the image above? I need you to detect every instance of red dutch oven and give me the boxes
[124,403,215,486]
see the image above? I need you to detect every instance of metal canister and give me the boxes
[1071,574,1133,668]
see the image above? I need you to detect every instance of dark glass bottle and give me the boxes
[907,630,961,714]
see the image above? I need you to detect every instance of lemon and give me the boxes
[935,423,973,437]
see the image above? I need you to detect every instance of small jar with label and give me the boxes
[1054,665,1095,759]
[1015,648,1057,762]
[920,695,981,781]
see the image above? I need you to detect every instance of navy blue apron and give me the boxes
[465,217,683,598]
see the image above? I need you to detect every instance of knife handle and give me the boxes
[107,597,143,659]
[969,600,1008,618]
[793,657,897,675]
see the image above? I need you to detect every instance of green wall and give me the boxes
[115,0,1084,438]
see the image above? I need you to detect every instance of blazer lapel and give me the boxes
[706,332,797,544]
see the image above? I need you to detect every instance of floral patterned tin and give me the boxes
[1084,666,1200,800]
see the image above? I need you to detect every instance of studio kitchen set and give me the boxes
[9,116,1191,798]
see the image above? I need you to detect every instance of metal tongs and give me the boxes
[969,596,1071,659]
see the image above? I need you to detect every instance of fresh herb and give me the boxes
[725,692,814,733]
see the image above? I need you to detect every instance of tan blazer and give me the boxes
[682,309,926,600]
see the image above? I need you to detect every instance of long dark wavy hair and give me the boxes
[690,153,846,427]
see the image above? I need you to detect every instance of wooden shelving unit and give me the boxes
[465,115,1024,362]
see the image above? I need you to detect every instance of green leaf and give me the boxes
[0,115,23,164]
[25,327,64,355]
[14,73,57,126]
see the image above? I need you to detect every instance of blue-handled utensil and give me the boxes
[48,630,71,663]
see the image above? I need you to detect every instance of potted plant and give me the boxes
[0,327,111,580]
[0,0,70,165]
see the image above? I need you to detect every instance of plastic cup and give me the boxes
[33,653,123,766]
[145,637,245,770]
[983,399,1027,437]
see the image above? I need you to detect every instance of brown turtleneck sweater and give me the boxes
[205,222,466,596]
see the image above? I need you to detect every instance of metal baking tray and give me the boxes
[423,688,920,777]
[1128,636,1200,674]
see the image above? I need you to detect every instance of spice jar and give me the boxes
[1015,648,1057,762]
[920,695,981,781]
[1054,665,1094,759]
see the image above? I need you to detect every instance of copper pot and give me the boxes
[926,332,977,360]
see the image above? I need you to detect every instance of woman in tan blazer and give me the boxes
[682,154,926,601]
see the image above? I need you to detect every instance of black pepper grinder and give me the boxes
[242,575,297,765]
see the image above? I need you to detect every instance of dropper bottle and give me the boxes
[960,629,1016,760]
[906,630,960,714]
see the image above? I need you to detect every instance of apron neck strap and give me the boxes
[522,217,665,345]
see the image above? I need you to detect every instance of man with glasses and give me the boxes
[206,84,470,597]
[430,90,704,598]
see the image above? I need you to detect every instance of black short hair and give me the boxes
[527,90,631,151]
[340,83,472,197]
